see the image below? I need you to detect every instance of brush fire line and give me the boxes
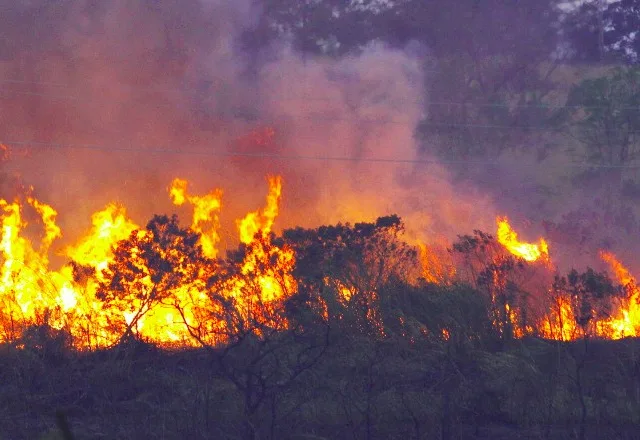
[0,177,637,349]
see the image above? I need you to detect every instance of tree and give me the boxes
[97,214,208,343]
[450,230,545,341]
[561,67,640,188]
[283,215,419,336]
[561,0,607,63]
[549,268,621,440]
[606,0,640,63]
[175,241,329,440]
[397,0,563,159]
[243,0,382,56]
[551,268,620,337]
[563,0,640,64]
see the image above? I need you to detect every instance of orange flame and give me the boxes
[64,203,139,273]
[0,176,294,349]
[169,178,223,258]
[237,175,282,244]
[496,216,549,263]
[418,241,456,285]
[5,181,640,350]
[540,295,578,341]
[598,251,640,339]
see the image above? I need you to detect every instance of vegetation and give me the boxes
[0,213,636,439]
[4,1,640,439]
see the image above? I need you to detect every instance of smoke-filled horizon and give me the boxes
[0,0,500,246]
[0,0,629,276]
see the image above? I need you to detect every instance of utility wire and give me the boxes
[3,77,640,110]
[3,139,640,169]
[1,85,639,133]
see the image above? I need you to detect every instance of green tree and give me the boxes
[243,0,381,56]
[395,0,563,159]
[562,0,640,64]
[562,67,640,188]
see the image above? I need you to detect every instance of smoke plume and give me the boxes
[0,0,498,252]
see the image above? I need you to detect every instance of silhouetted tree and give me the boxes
[176,232,329,440]
[560,67,640,190]
[563,0,640,63]
[243,0,382,56]
[97,215,208,343]
[450,230,543,341]
[283,215,419,336]
[552,268,620,337]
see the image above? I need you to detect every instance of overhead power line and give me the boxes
[3,77,640,111]
[3,86,640,134]
[3,139,640,169]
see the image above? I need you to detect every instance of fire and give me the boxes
[0,143,10,161]
[495,216,640,341]
[237,175,281,244]
[64,203,138,274]
[418,241,456,285]
[329,278,385,336]
[169,178,223,258]
[598,251,640,338]
[3,176,640,350]
[0,176,294,349]
[540,295,577,341]
[217,177,296,335]
[496,216,549,263]
[0,198,67,341]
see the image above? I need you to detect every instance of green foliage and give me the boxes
[284,214,418,292]
[563,0,640,63]
[562,68,640,172]
[283,215,419,337]
[379,280,490,346]
[244,0,381,56]
[38,430,65,440]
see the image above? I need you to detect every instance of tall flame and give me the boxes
[599,251,640,338]
[64,203,139,273]
[418,241,456,285]
[540,296,577,341]
[0,176,293,349]
[224,176,295,333]
[237,175,282,244]
[496,216,549,263]
[169,178,223,258]
[4,181,640,349]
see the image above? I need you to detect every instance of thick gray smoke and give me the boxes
[0,0,498,251]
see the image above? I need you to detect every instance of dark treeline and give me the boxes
[2,214,640,440]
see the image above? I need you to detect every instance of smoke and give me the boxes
[0,0,497,251]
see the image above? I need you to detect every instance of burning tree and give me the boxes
[551,268,622,339]
[96,214,211,345]
[450,230,532,340]
[173,231,328,440]
[283,214,419,337]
